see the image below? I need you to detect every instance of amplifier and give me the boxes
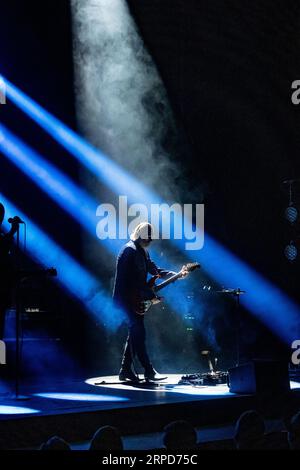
[228,360,290,394]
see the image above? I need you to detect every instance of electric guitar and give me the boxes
[135,262,200,315]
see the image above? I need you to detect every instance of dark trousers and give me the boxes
[121,316,152,372]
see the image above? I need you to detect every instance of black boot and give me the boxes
[144,365,167,381]
[119,366,141,383]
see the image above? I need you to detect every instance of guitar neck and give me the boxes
[153,272,182,293]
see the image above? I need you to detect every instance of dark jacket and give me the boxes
[113,240,172,313]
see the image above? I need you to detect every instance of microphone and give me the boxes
[8,216,25,224]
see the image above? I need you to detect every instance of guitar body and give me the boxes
[133,275,159,315]
[133,262,200,315]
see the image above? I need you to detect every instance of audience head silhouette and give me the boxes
[234,410,265,449]
[40,436,71,450]
[89,425,123,451]
[163,420,197,450]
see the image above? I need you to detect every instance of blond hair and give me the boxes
[130,222,153,241]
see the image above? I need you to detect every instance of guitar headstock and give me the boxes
[182,262,200,273]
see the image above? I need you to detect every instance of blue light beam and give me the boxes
[0,124,196,320]
[0,193,124,330]
[3,76,299,343]
[2,76,152,203]
[0,123,121,254]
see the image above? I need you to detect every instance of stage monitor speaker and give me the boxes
[228,360,290,394]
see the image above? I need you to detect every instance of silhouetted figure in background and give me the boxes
[163,420,198,450]
[89,425,123,450]
[39,436,71,450]
[0,203,18,339]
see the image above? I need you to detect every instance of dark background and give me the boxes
[1,0,300,379]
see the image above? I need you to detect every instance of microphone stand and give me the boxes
[233,288,243,367]
[14,223,29,400]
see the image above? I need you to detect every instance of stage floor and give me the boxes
[0,374,247,419]
[1,374,299,418]
[0,375,299,448]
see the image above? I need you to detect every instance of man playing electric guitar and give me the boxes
[113,222,189,383]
